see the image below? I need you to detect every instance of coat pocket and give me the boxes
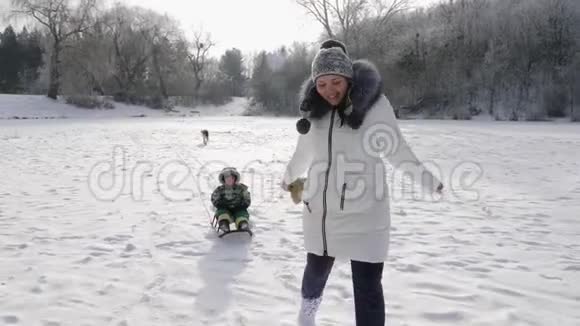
[339,173,375,211]
[303,200,312,213]
[340,183,346,210]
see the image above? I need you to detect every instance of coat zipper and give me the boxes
[321,109,336,256]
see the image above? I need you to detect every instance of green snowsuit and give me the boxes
[211,168,251,228]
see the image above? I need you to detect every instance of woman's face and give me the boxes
[315,75,349,107]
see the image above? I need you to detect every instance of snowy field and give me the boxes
[1,99,579,326]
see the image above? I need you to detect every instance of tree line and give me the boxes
[1,0,579,120]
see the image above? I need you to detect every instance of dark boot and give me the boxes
[218,219,230,233]
[238,220,249,230]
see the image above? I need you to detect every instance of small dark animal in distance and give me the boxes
[201,129,209,145]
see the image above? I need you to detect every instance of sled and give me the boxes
[211,215,253,238]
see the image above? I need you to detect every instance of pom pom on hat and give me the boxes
[311,39,353,82]
[296,118,311,134]
[320,39,348,55]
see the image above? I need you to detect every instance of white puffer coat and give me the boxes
[283,60,440,263]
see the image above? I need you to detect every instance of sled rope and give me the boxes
[129,132,222,233]
[171,147,215,225]
[166,143,218,229]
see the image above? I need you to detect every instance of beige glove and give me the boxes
[287,178,306,204]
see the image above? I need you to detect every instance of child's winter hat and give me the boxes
[296,39,353,134]
[218,167,240,184]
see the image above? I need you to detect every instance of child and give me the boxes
[211,167,251,233]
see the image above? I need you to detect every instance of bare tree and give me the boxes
[140,11,181,99]
[11,0,96,99]
[187,30,214,98]
[332,0,366,45]
[296,0,369,42]
[373,0,411,28]
[103,5,150,100]
[61,20,113,95]
[296,0,335,38]
[296,0,408,52]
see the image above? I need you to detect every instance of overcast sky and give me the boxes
[124,0,442,56]
[1,0,442,56]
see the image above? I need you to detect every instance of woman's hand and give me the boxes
[281,181,290,192]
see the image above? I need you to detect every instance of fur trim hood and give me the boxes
[218,167,240,184]
[297,59,383,132]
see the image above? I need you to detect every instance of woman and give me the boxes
[282,40,443,326]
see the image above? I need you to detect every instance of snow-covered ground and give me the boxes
[1,99,579,326]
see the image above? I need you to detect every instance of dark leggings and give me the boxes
[301,252,385,326]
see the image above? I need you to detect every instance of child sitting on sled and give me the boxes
[211,167,251,233]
